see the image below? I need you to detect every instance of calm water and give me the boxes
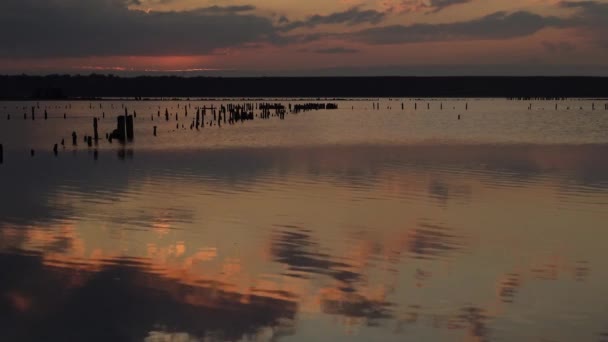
[1,99,608,342]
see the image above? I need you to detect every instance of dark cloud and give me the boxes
[429,0,473,12]
[193,4,256,14]
[0,0,277,58]
[279,7,386,31]
[0,0,606,62]
[342,11,564,44]
[313,47,359,54]
[398,0,473,13]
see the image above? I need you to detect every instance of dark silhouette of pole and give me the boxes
[93,117,99,143]
[72,132,77,146]
[117,116,126,141]
[126,115,134,141]
[0,144,3,164]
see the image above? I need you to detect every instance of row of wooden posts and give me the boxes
[528,103,608,110]
[0,102,338,163]
[9,101,608,122]
[368,102,470,111]
[3,100,607,165]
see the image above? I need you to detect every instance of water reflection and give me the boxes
[271,227,360,283]
[0,252,297,342]
[407,222,464,260]
[1,143,608,341]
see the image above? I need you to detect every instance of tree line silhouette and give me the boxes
[1,75,608,99]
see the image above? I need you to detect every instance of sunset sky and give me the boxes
[1,0,608,75]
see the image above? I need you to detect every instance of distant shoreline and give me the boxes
[2,76,608,99]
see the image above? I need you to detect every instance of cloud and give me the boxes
[192,5,256,14]
[342,11,565,44]
[279,7,387,31]
[558,0,608,47]
[542,41,576,53]
[0,0,277,58]
[397,0,473,13]
[1,0,607,63]
[312,47,360,54]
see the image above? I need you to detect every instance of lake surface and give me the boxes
[1,99,608,342]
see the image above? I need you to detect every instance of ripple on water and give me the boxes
[407,221,465,261]
[270,225,361,284]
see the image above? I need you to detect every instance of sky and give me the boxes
[1,0,608,75]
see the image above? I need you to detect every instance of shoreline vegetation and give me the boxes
[2,75,608,100]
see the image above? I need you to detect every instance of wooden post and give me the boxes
[153,126,157,136]
[93,117,99,143]
[117,116,127,141]
[31,107,35,120]
[72,132,77,146]
[126,115,134,141]
[53,144,58,156]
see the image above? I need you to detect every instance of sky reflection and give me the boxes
[1,144,608,341]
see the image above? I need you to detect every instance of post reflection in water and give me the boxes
[1,144,608,341]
